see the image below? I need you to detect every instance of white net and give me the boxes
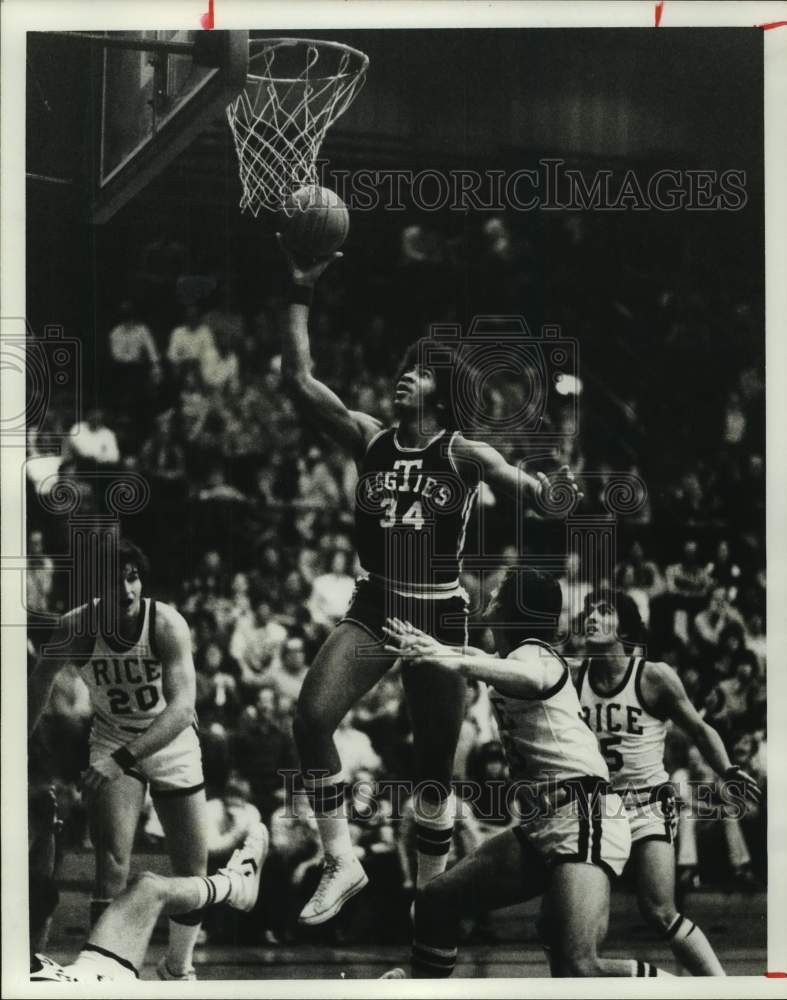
[226,38,369,215]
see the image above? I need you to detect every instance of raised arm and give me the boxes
[452,436,582,514]
[646,661,761,802]
[278,238,382,460]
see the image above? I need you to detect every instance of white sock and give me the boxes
[303,770,354,860]
[414,790,455,889]
[166,918,202,975]
[665,913,725,975]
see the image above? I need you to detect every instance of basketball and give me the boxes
[277,185,350,258]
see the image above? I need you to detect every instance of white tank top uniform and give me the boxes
[78,599,203,796]
[489,639,631,878]
[577,656,676,845]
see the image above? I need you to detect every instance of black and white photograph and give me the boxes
[3,0,787,993]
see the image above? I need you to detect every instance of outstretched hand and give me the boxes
[724,765,762,805]
[535,464,584,514]
[382,618,464,672]
[276,232,343,287]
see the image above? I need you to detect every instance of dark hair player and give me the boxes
[277,241,582,925]
[28,539,209,981]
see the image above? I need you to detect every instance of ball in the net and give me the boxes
[278,185,350,258]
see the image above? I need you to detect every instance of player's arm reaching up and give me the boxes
[277,237,382,460]
[452,437,582,514]
[82,604,198,793]
[643,660,761,803]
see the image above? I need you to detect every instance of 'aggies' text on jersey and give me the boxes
[354,428,478,595]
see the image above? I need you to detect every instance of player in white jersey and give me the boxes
[28,539,208,981]
[31,822,267,983]
[576,587,761,976]
[380,568,673,979]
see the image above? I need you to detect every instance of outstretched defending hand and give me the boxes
[277,233,343,288]
[724,765,762,805]
[534,464,584,515]
[382,618,464,672]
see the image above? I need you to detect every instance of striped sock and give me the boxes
[635,960,674,977]
[302,770,353,859]
[664,913,725,975]
[414,790,455,889]
[411,940,458,978]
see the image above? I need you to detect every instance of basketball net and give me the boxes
[225,38,369,216]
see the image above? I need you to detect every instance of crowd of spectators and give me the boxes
[27,203,766,944]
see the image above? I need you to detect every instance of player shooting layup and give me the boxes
[28,539,208,981]
[279,244,581,924]
[575,588,761,975]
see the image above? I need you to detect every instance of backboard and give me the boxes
[92,29,248,223]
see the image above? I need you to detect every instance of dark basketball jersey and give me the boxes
[354,427,478,595]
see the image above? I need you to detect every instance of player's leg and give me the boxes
[400,828,546,978]
[294,621,396,924]
[548,863,672,977]
[400,658,466,888]
[87,773,146,925]
[58,824,267,982]
[633,838,725,975]
[153,788,209,980]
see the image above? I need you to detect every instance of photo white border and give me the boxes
[3,1,786,997]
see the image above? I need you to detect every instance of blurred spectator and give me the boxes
[201,327,241,395]
[704,652,759,742]
[308,549,355,628]
[63,408,120,472]
[196,641,241,729]
[139,410,186,487]
[231,600,288,692]
[232,685,298,819]
[706,539,741,595]
[107,300,161,393]
[267,636,310,703]
[694,587,745,650]
[334,711,382,776]
[27,529,54,615]
[205,773,262,860]
[665,540,712,601]
[167,304,216,374]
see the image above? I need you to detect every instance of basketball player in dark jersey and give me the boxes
[278,242,581,924]
[574,588,761,975]
[28,539,208,981]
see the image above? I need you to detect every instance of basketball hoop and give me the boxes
[225,38,369,216]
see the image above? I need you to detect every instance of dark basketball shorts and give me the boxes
[339,577,469,646]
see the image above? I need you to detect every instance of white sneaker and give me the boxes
[298,854,368,926]
[379,968,407,979]
[219,821,269,913]
[156,957,196,981]
[31,955,79,982]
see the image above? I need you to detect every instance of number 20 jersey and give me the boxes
[577,657,668,791]
[354,427,479,595]
[79,598,166,737]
